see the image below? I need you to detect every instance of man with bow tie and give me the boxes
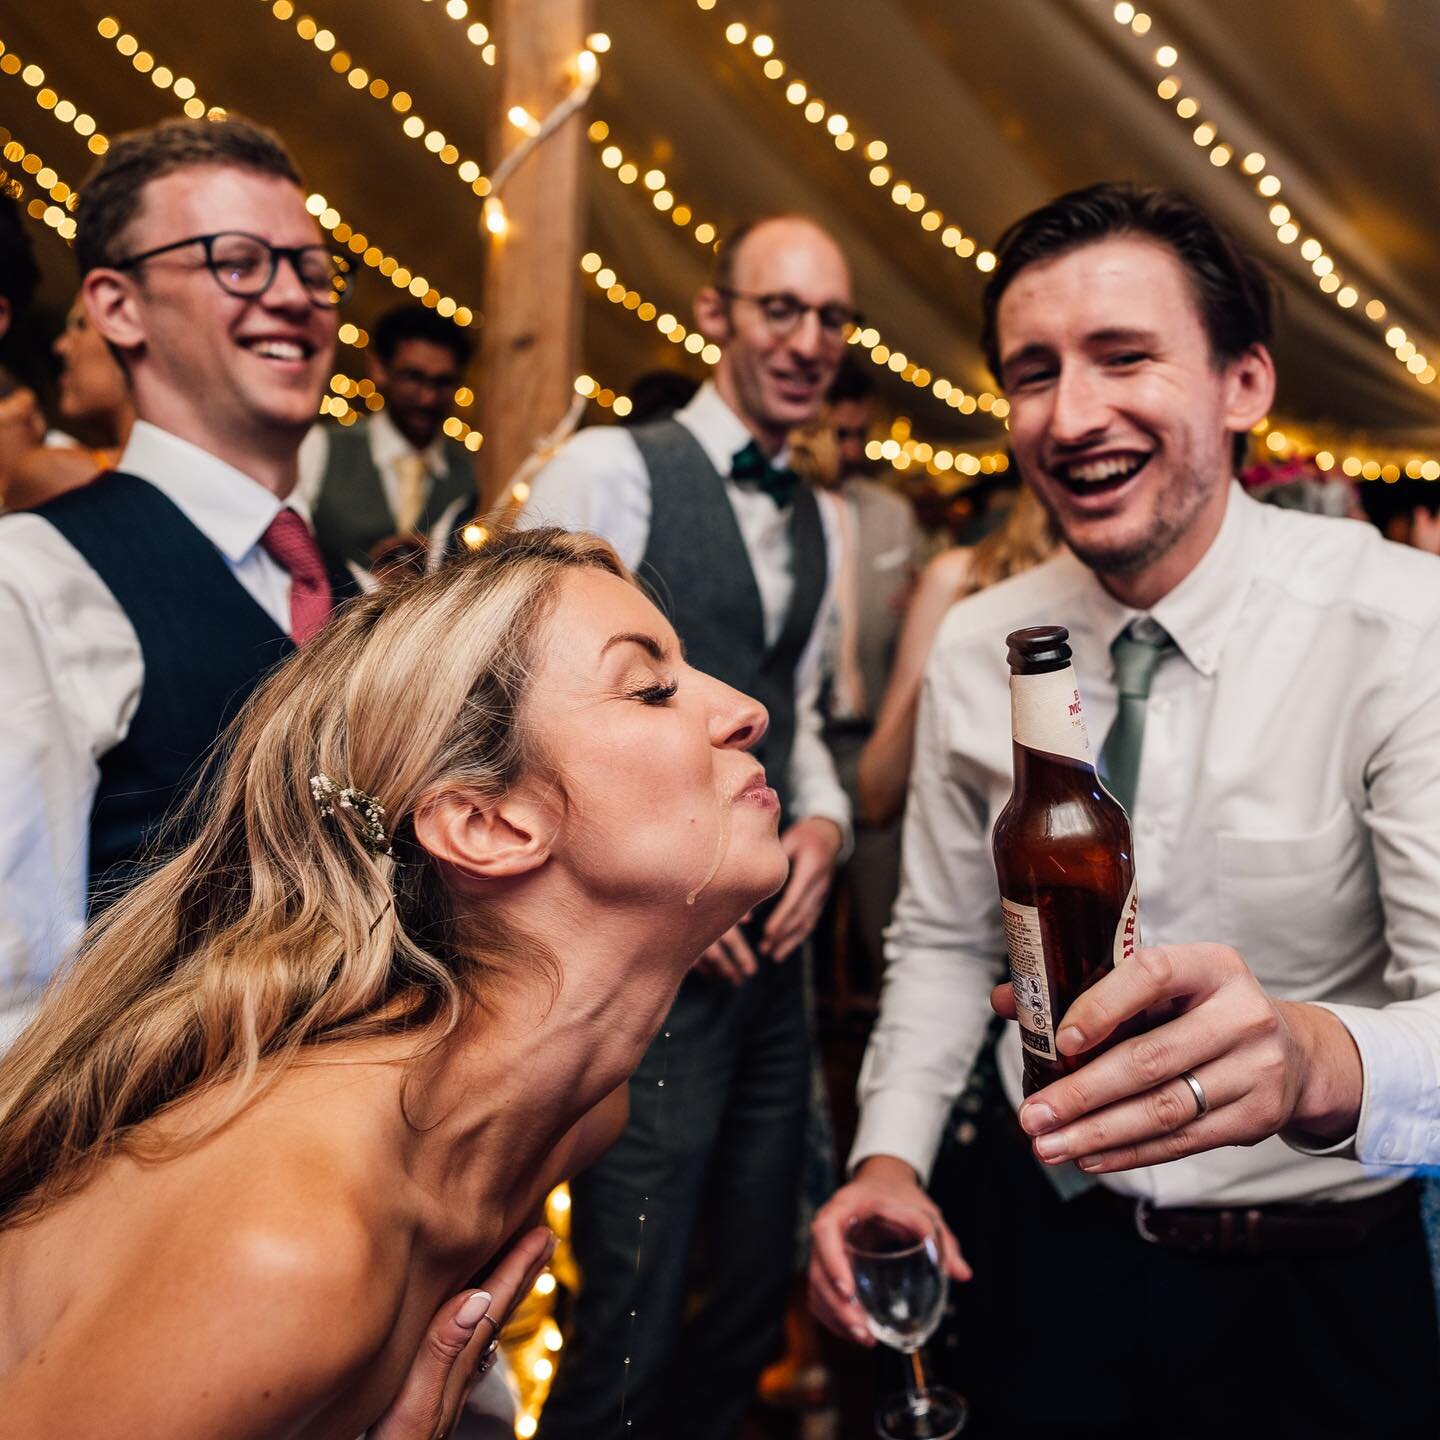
[518,214,854,1440]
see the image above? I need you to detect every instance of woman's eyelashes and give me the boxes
[629,678,679,706]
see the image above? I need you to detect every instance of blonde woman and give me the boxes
[0,527,788,1439]
[856,485,1058,826]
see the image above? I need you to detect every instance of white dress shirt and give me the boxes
[852,484,1440,1204]
[0,422,306,1017]
[515,383,851,841]
[295,409,446,524]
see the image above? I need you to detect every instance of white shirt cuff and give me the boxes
[1308,1001,1440,1167]
[847,1088,953,1185]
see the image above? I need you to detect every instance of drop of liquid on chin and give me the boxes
[684,795,733,906]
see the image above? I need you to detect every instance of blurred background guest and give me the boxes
[619,367,700,427]
[800,360,922,1011]
[1,296,135,512]
[0,195,47,506]
[299,302,477,569]
[856,483,1056,829]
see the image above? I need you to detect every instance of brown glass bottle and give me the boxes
[992,625,1139,1096]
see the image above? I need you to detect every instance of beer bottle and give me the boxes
[992,625,1139,1096]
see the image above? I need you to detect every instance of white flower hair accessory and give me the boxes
[309,773,393,857]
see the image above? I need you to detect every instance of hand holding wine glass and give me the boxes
[844,1204,967,1439]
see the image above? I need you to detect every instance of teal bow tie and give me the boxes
[730,440,798,508]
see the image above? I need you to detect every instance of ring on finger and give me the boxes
[1177,1070,1209,1121]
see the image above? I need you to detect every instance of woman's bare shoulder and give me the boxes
[1,1144,409,1440]
[918,545,976,597]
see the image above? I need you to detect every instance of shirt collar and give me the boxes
[368,408,446,476]
[676,380,791,477]
[116,419,305,564]
[1076,480,1259,678]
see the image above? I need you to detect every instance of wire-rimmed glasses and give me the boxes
[716,286,861,343]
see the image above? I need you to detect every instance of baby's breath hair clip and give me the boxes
[309,773,393,858]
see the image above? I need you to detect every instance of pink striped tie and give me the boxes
[259,508,333,644]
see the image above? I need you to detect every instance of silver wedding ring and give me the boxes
[1178,1070,1209,1121]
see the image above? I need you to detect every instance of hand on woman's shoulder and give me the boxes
[0,1144,407,1440]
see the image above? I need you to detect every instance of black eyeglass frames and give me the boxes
[115,231,353,309]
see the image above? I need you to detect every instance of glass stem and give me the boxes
[907,1347,931,1411]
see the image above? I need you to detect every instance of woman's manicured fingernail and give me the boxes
[1034,1133,1065,1159]
[456,1290,492,1329]
[1058,1026,1085,1053]
[1020,1102,1056,1134]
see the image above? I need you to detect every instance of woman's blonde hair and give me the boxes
[0,526,627,1228]
[964,483,1057,593]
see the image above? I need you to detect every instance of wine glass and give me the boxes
[844,1207,967,1439]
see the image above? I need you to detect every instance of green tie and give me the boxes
[730,439,798,507]
[1099,618,1175,817]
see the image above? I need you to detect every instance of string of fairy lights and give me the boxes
[871,415,1012,483]
[1251,417,1440,483]
[1106,1,1437,391]
[698,2,997,277]
[0,127,80,242]
[416,0,496,67]
[256,1,492,202]
[0,34,110,153]
[580,249,721,368]
[9,11,1436,491]
[94,14,481,326]
[586,119,720,249]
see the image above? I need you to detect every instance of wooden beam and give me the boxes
[478,0,592,510]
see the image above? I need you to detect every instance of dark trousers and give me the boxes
[539,951,810,1440]
[935,1107,1440,1438]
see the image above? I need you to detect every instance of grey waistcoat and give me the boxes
[311,421,476,568]
[631,418,827,820]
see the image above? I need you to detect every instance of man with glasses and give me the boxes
[0,116,345,1040]
[298,303,477,572]
[520,214,855,1439]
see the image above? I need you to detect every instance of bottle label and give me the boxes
[1115,875,1140,965]
[1000,898,1058,1060]
[1010,666,1092,765]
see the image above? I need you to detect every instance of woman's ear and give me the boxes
[413,782,561,881]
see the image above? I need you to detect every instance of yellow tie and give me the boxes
[394,453,429,535]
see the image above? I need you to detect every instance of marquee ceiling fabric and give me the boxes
[7,0,1439,454]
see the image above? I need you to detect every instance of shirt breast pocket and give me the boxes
[1215,805,1379,993]
[871,544,911,573]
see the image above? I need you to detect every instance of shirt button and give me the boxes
[1380,1138,1395,1158]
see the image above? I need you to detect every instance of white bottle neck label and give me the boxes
[1010,664,1093,766]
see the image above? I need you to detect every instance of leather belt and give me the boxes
[1125,1182,1416,1257]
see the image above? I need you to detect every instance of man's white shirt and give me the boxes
[515,382,851,842]
[0,422,307,1017]
[853,483,1440,1197]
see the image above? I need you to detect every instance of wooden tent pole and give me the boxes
[478,0,593,511]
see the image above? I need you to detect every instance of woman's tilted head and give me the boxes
[0,527,783,1227]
